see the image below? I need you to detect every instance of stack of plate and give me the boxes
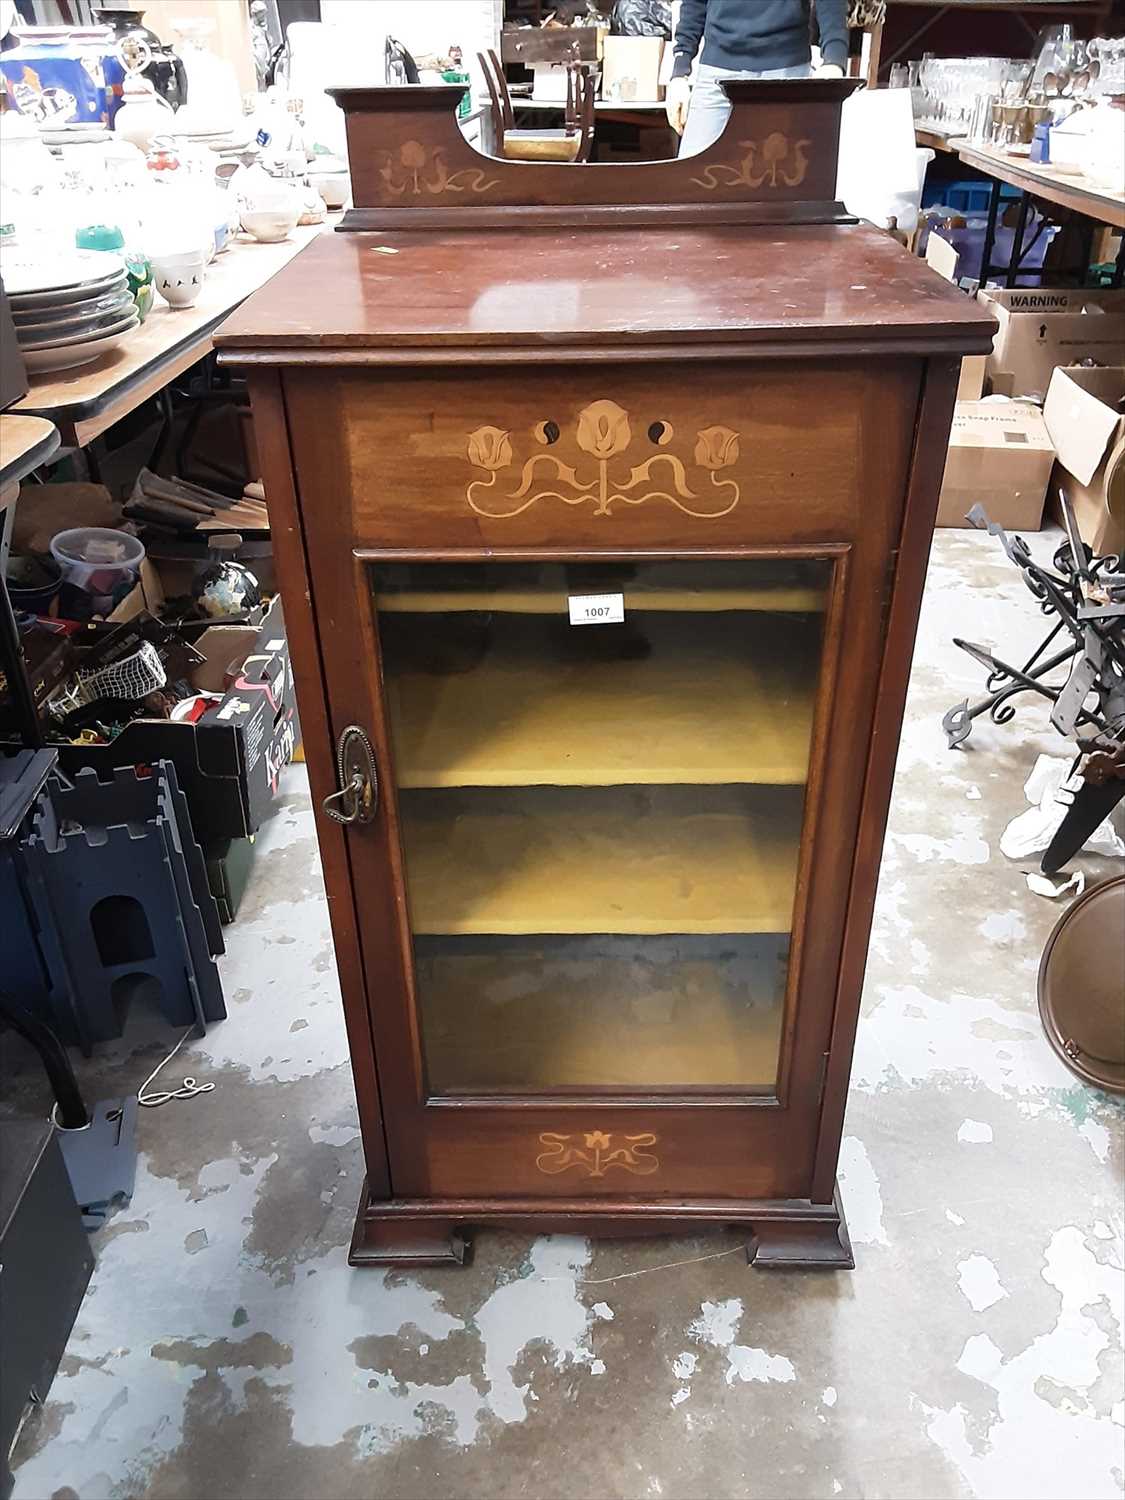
[3,251,140,374]
[40,122,111,147]
[173,125,234,142]
[164,113,251,156]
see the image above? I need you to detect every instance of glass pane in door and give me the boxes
[370,559,830,1095]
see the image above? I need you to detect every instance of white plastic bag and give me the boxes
[837,87,927,231]
[1000,753,1125,861]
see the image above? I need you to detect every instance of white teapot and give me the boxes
[113,74,175,153]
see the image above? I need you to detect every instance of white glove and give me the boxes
[817,63,845,78]
[666,75,691,134]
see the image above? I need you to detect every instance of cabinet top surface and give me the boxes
[216,223,996,357]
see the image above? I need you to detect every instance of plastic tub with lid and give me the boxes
[49,526,145,617]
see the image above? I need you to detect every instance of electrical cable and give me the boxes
[0,992,90,1129]
[138,1027,215,1108]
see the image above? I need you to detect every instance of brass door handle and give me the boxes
[322,725,378,826]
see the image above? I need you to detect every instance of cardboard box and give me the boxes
[937,400,1055,530]
[107,556,165,623]
[924,234,986,400]
[977,287,1125,400]
[1043,365,1125,557]
[601,36,664,103]
[531,63,571,102]
[925,230,960,283]
[957,356,987,402]
[57,595,298,844]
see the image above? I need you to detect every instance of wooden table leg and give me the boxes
[865,22,884,88]
[0,571,43,746]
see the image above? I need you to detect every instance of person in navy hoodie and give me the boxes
[667,0,849,156]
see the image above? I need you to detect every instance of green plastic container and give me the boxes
[442,70,471,121]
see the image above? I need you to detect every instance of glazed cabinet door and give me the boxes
[372,554,827,1100]
[279,358,922,1204]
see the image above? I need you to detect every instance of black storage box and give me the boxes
[57,596,298,845]
[0,278,29,412]
[204,835,258,924]
[1,1120,94,1499]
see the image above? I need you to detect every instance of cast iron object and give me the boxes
[945,498,1125,869]
[1043,670,1125,874]
[1042,773,1125,875]
[1038,876,1125,1095]
[943,499,1124,752]
[1042,722,1125,876]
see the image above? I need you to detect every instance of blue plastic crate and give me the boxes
[922,177,1016,216]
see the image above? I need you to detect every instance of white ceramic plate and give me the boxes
[21,315,140,373]
[5,264,127,307]
[1,250,125,298]
[8,272,129,313]
[17,301,138,349]
[12,288,133,333]
[40,127,110,144]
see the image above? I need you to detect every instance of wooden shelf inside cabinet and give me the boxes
[384,613,819,789]
[375,562,828,616]
[417,935,786,1092]
[400,786,802,936]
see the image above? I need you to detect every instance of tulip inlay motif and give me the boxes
[690,132,811,191]
[466,401,741,520]
[535,1130,660,1178]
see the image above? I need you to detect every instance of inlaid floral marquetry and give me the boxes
[536,1130,660,1178]
[466,400,741,520]
[691,132,811,191]
[378,140,500,197]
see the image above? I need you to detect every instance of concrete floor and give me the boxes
[7,529,1124,1500]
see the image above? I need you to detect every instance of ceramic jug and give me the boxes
[94,4,186,122]
[113,72,174,152]
[0,27,110,126]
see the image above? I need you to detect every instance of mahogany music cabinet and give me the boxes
[218,80,994,1268]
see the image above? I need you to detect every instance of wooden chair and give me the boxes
[479,47,514,138]
[478,51,595,163]
[568,65,596,163]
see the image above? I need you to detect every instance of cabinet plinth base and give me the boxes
[349,1209,468,1266]
[349,1182,853,1270]
[746,1187,853,1269]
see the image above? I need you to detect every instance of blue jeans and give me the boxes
[678,62,813,158]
